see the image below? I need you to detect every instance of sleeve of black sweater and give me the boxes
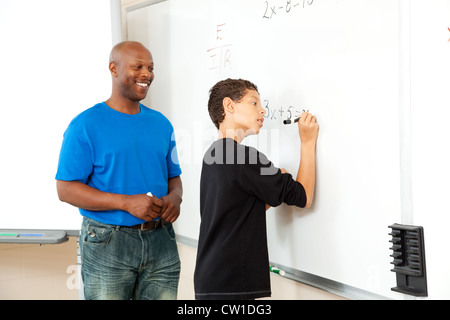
[238,145,307,208]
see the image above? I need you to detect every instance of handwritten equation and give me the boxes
[263,0,315,20]
[206,23,232,73]
[263,99,307,121]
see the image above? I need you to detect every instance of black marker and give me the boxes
[283,116,301,125]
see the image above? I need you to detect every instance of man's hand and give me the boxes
[125,194,164,221]
[159,176,183,223]
[160,193,181,223]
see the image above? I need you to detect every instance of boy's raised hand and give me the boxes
[298,112,319,145]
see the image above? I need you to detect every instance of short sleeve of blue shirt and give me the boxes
[55,102,182,226]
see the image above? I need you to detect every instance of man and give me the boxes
[56,41,182,300]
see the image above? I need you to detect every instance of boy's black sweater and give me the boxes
[194,138,307,300]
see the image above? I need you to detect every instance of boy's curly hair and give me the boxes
[208,78,259,129]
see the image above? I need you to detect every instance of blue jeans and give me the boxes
[79,217,180,300]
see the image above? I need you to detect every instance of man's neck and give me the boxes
[105,96,141,115]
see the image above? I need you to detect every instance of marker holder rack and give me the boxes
[389,224,427,297]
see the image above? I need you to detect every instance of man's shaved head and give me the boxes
[109,41,151,65]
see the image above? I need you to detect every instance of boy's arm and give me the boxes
[296,112,319,208]
[265,168,288,211]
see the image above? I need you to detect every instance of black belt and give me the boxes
[128,220,163,230]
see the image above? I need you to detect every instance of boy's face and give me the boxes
[232,89,266,136]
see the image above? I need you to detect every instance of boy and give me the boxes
[194,78,319,299]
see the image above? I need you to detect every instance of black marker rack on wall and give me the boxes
[389,224,427,297]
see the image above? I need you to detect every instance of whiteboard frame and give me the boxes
[123,0,168,40]
[398,0,414,227]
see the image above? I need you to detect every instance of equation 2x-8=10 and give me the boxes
[263,0,314,19]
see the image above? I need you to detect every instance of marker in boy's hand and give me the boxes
[283,109,310,124]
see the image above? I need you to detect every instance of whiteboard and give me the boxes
[127,0,450,299]
[127,0,402,299]
[0,0,113,231]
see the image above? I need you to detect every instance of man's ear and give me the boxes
[109,61,118,77]
[223,97,235,114]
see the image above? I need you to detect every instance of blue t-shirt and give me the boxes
[55,102,182,226]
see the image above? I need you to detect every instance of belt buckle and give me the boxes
[139,220,162,231]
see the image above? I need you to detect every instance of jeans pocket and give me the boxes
[163,223,177,241]
[83,224,114,245]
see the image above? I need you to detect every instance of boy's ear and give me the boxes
[223,97,235,114]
